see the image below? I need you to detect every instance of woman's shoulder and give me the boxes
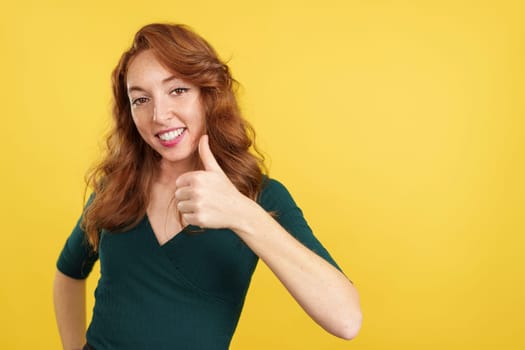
[258,176,298,211]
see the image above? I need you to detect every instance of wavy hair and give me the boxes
[82,23,266,250]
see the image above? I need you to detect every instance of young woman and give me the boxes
[53,23,362,350]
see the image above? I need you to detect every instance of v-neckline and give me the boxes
[144,214,189,247]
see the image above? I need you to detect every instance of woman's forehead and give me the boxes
[126,51,186,88]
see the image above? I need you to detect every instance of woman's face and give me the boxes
[126,49,206,169]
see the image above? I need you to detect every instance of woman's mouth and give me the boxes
[157,127,186,146]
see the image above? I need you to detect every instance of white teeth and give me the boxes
[158,128,184,141]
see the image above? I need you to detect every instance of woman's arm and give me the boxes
[53,269,86,350]
[176,136,362,339]
[234,200,361,339]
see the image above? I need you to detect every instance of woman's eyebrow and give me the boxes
[127,75,181,93]
[127,86,146,94]
[162,75,179,84]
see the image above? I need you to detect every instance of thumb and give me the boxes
[198,135,223,173]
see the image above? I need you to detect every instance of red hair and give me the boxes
[82,23,266,250]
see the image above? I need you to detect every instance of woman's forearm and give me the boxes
[53,269,87,350]
[233,200,362,340]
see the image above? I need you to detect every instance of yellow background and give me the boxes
[1,0,523,349]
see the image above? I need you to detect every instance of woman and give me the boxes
[53,23,362,350]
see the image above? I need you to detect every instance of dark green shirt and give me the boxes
[57,178,341,349]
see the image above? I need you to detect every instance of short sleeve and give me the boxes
[56,200,99,279]
[258,178,342,272]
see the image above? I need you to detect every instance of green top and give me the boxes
[57,178,341,350]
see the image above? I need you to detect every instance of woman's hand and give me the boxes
[175,135,252,229]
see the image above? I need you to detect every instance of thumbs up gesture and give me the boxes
[175,135,250,229]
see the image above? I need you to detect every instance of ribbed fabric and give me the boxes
[57,178,341,349]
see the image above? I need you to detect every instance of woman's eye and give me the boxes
[171,87,189,95]
[132,97,149,106]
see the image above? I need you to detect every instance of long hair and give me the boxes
[82,23,266,250]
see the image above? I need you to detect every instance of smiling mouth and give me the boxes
[157,128,186,141]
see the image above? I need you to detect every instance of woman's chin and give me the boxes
[158,151,198,169]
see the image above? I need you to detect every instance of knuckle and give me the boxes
[193,188,204,200]
[194,212,207,227]
[193,172,205,185]
[182,213,192,224]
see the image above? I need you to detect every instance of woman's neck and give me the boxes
[155,155,201,188]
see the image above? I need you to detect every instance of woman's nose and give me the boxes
[152,97,174,122]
